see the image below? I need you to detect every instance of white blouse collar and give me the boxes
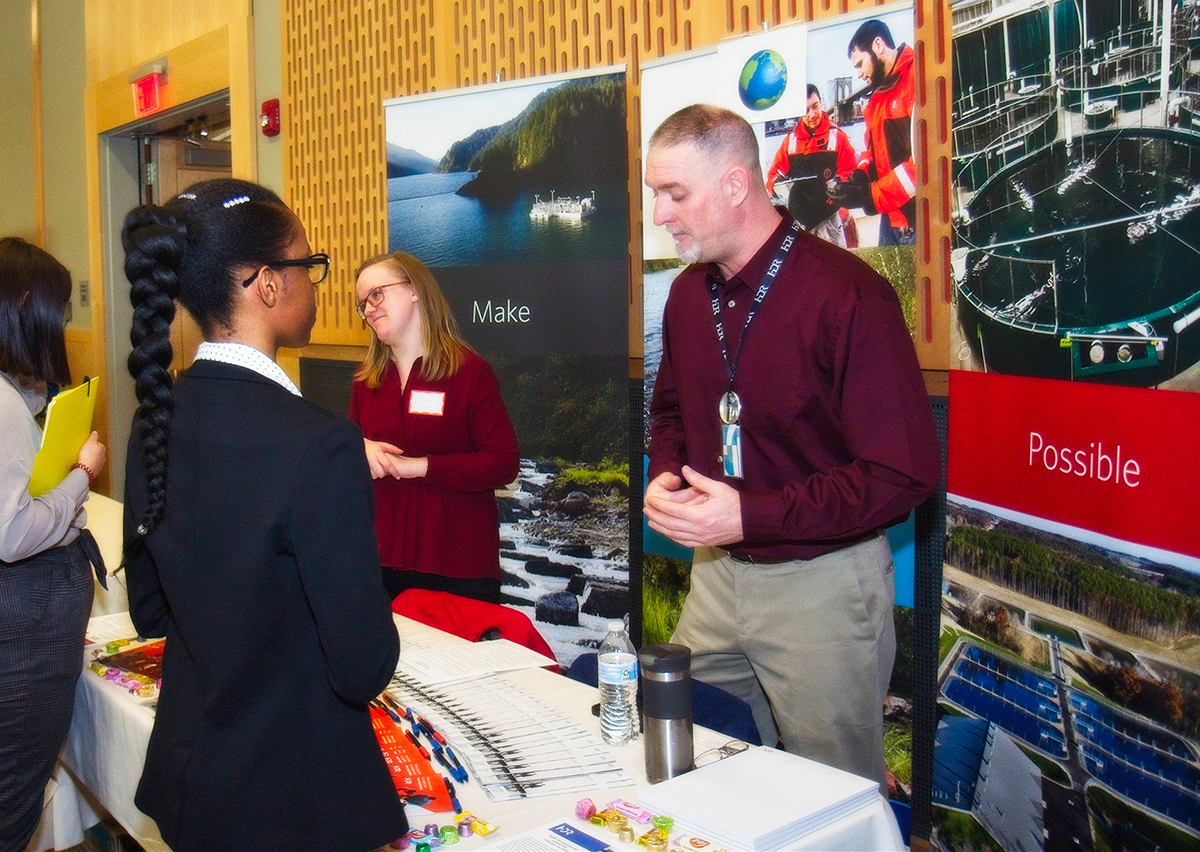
[193,342,301,396]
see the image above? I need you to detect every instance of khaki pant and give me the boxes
[671,534,895,790]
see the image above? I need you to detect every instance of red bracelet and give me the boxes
[70,462,96,483]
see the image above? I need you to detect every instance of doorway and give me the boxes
[100,92,232,500]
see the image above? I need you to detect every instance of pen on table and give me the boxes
[371,699,402,724]
[391,700,466,781]
[417,715,447,745]
[417,715,467,781]
[432,744,468,782]
[378,692,408,720]
[403,706,425,738]
[442,775,462,814]
[403,729,431,760]
[427,738,455,776]
[444,745,469,783]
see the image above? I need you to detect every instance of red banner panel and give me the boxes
[948,370,1200,560]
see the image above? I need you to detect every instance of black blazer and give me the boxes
[124,360,407,852]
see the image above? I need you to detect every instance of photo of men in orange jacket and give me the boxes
[765,84,858,247]
[827,19,917,246]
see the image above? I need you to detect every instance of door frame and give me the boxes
[86,23,255,498]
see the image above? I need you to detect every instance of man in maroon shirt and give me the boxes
[643,104,939,789]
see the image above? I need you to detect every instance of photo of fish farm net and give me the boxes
[951,0,1200,388]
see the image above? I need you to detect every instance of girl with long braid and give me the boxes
[121,179,407,852]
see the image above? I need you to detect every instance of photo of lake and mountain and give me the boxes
[383,71,632,665]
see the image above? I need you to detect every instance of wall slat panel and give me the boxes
[283,0,948,367]
[85,1,247,83]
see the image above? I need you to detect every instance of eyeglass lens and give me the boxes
[356,282,405,318]
[307,256,329,285]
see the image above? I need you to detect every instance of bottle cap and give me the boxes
[639,643,690,673]
[607,619,625,632]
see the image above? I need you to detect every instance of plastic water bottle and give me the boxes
[598,619,638,746]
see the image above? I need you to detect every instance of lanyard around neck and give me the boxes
[707,219,801,391]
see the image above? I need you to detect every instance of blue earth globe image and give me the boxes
[738,49,788,110]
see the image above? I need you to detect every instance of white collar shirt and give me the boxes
[193,341,301,396]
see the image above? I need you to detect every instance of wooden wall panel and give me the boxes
[283,0,399,342]
[84,0,247,84]
[283,0,949,369]
[913,0,951,373]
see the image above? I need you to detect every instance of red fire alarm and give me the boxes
[260,99,281,137]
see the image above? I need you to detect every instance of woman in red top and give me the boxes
[350,251,519,604]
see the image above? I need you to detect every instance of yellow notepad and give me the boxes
[29,376,99,497]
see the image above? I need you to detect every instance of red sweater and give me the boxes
[349,351,520,579]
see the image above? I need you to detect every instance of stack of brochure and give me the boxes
[636,745,879,851]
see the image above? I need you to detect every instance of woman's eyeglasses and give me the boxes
[692,740,749,768]
[242,253,330,287]
[356,281,408,319]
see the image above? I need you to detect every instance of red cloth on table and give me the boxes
[392,588,558,671]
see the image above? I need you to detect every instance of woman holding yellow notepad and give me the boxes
[0,236,107,850]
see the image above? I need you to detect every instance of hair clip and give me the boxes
[222,195,250,208]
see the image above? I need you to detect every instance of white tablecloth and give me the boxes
[42,614,906,851]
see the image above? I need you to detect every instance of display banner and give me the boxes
[640,4,922,816]
[949,370,1200,560]
[383,69,630,669]
[940,2,1200,849]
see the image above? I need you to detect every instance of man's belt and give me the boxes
[721,530,886,565]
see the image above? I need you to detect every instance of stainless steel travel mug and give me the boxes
[639,643,693,783]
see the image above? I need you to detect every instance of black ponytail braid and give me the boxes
[119,179,296,564]
[121,205,186,557]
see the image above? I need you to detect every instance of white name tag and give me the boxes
[409,390,445,415]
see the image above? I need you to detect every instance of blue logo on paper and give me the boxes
[549,822,612,851]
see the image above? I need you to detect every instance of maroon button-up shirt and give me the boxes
[648,213,940,561]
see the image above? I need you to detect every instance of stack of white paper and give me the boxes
[637,745,879,851]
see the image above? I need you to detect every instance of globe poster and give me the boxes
[737,49,789,111]
[715,25,808,125]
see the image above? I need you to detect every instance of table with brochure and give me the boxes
[41,611,905,852]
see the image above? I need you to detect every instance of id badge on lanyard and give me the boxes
[722,423,743,479]
[710,220,800,481]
